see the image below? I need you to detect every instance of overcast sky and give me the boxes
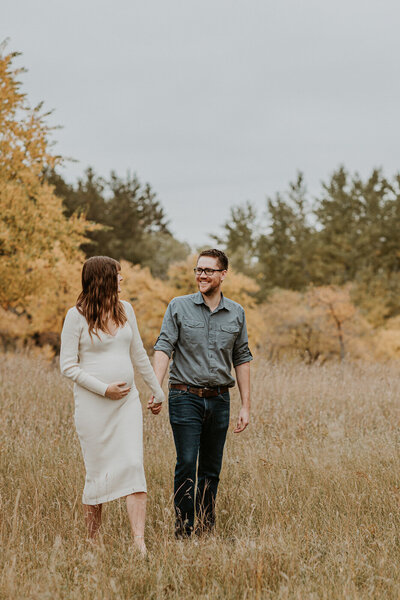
[3,1,400,246]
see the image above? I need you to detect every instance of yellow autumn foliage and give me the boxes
[25,248,83,337]
[0,46,91,315]
[119,260,176,349]
[372,316,400,361]
[0,48,56,190]
[261,285,373,362]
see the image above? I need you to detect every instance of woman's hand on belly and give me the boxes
[105,381,131,400]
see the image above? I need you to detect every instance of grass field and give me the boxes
[2,352,400,599]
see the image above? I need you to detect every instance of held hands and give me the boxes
[234,407,250,433]
[147,395,163,415]
[105,381,131,400]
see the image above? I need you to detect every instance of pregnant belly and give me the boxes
[81,355,134,387]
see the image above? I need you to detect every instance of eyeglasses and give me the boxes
[193,268,225,276]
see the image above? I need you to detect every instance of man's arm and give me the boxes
[233,361,250,433]
[153,350,170,386]
[148,300,178,414]
[147,350,170,414]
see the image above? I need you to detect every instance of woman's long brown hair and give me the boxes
[76,256,127,338]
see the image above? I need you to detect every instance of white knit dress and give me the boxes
[60,300,164,505]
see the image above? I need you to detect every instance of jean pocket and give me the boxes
[168,389,186,401]
[219,391,230,403]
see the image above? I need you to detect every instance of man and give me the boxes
[148,249,252,538]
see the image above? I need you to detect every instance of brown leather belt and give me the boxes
[170,384,229,398]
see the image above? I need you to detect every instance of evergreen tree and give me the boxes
[257,173,316,291]
[313,167,362,283]
[47,168,189,274]
[212,201,258,275]
[105,171,169,263]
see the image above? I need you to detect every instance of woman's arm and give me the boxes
[124,302,165,403]
[60,308,109,396]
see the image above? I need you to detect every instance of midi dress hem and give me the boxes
[82,484,147,506]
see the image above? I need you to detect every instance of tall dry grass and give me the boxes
[1,353,400,599]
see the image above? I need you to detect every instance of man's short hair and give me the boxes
[198,249,229,271]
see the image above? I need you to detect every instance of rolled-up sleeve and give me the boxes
[154,300,179,358]
[232,309,253,367]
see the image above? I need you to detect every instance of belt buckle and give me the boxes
[200,387,211,398]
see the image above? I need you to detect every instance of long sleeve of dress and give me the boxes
[60,308,109,396]
[123,301,165,403]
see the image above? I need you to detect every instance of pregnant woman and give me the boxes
[60,256,164,554]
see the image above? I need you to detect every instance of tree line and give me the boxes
[49,161,400,327]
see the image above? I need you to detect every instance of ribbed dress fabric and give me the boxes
[60,300,164,505]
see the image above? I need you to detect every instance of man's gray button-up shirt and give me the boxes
[154,292,253,388]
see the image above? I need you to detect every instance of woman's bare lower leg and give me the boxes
[84,503,102,540]
[126,492,147,554]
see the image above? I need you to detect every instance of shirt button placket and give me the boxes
[208,313,216,386]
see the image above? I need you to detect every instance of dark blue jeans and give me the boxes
[168,389,230,536]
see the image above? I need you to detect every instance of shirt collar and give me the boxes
[192,291,230,311]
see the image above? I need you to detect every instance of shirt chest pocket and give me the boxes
[219,324,240,350]
[182,321,205,345]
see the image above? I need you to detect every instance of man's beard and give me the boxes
[198,281,220,296]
